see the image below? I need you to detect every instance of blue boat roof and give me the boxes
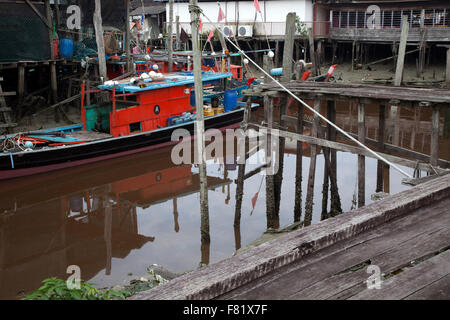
[98,71,233,93]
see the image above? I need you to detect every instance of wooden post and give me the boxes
[304,99,321,226]
[176,15,180,51]
[263,55,276,227]
[358,102,366,208]
[395,16,409,86]
[274,12,296,217]
[173,198,179,232]
[446,48,450,88]
[234,161,245,251]
[294,99,303,223]
[17,63,25,105]
[430,104,440,167]
[275,41,280,68]
[125,0,131,72]
[376,104,386,192]
[308,28,317,76]
[54,0,61,29]
[328,100,341,216]
[190,0,210,259]
[168,0,174,73]
[94,0,107,81]
[104,199,112,275]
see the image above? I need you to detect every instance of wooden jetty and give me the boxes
[130,173,450,300]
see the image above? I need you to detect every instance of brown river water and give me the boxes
[0,102,448,299]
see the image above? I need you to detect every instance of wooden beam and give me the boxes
[249,123,446,174]
[25,0,52,29]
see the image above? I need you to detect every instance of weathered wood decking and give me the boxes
[130,174,450,300]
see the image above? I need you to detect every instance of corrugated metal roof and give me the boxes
[130,5,166,16]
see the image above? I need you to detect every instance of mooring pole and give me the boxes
[376,104,386,192]
[168,0,174,72]
[190,0,210,264]
[125,0,132,72]
[358,101,366,208]
[94,0,107,81]
[274,12,296,219]
[395,15,409,86]
[304,99,321,226]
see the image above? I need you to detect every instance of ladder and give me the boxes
[0,77,17,132]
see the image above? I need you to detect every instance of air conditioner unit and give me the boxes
[237,25,253,37]
[221,25,236,37]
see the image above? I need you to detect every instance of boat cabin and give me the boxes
[81,71,234,137]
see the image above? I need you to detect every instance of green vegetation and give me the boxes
[295,17,308,38]
[25,278,131,301]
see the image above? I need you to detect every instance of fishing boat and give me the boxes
[0,71,258,180]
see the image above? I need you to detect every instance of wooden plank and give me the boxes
[225,198,450,300]
[0,91,17,97]
[405,274,450,300]
[350,250,450,300]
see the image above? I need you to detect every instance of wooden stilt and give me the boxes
[294,100,304,223]
[94,0,107,81]
[308,28,317,76]
[168,0,174,72]
[430,104,440,167]
[234,161,245,251]
[394,16,409,86]
[173,198,179,233]
[304,99,321,226]
[327,100,341,216]
[376,104,386,192]
[190,0,210,267]
[358,102,366,208]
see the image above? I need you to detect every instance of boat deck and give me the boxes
[66,131,113,142]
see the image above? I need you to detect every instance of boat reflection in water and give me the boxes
[0,143,233,299]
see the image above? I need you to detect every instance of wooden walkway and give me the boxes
[130,174,450,300]
[219,196,450,300]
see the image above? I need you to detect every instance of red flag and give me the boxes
[251,192,259,209]
[207,29,214,42]
[254,0,262,13]
[199,17,202,31]
[218,6,225,22]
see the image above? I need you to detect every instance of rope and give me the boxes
[200,12,413,179]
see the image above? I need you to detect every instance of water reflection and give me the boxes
[0,103,447,300]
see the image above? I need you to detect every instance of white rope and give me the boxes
[200,11,413,179]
